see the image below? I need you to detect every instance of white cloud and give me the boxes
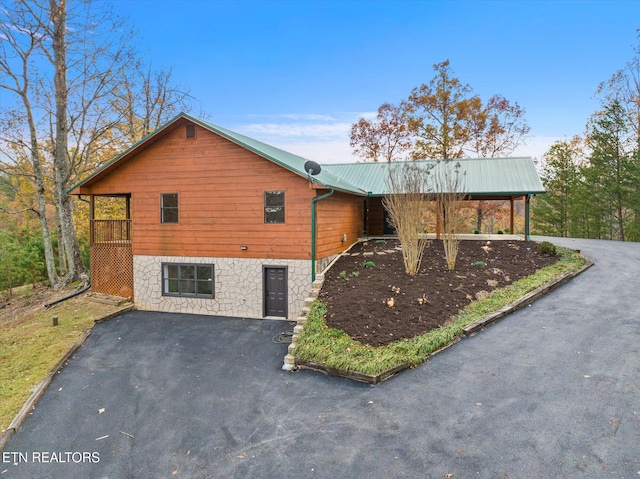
[240,121,352,140]
[234,111,363,162]
[233,112,562,165]
[270,139,356,164]
[244,113,340,122]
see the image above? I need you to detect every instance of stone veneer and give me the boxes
[133,255,312,320]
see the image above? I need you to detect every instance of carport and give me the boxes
[324,157,545,240]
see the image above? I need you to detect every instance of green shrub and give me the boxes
[538,241,557,256]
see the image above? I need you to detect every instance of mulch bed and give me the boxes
[319,239,561,347]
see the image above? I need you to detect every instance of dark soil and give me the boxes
[319,239,561,347]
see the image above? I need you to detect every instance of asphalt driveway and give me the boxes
[2,237,640,478]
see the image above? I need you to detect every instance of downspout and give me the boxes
[311,189,334,282]
[44,283,91,308]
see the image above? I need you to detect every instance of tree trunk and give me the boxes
[57,223,67,275]
[50,0,87,282]
[22,95,60,287]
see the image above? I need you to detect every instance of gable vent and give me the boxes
[186,123,196,139]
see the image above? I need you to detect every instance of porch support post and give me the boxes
[89,195,95,245]
[510,197,515,235]
[126,195,131,241]
[525,194,531,241]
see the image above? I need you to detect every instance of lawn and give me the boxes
[0,287,123,432]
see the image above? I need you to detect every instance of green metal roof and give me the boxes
[323,158,545,197]
[70,113,543,198]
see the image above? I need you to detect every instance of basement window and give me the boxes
[161,193,179,223]
[264,191,285,223]
[186,123,196,139]
[162,263,214,298]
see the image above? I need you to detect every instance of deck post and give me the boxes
[525,194,531,241]
[89,195,95,245]
[510,197,515,235]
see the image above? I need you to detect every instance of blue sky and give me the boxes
[112,0,640,162]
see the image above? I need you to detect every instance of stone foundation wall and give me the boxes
[316,253,338,276]
[133,255,311,320]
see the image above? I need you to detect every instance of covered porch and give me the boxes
[324,158,543,242]
[362,193,534,240]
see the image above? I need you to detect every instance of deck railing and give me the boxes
[91,219,132,245]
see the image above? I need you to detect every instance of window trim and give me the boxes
[264,190,285,224]
[161,193,179,224]
[161,262,215,299]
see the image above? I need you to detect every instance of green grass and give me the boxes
[294,247,588,377]
[0,297,120,432]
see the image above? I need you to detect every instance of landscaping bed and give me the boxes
[294,239,589,379]
[320,239,560,347]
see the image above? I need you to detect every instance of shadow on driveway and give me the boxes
[3,237,640,478]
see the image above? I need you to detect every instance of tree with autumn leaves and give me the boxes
[350,60,530,163]
[351,60,529,272]
[350,60,529,239]
[0,0,192,289]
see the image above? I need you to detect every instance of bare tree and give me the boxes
[597,31,640,152]
[383,163,432,275]
[432,160,466,270]
[1,0,192,287]
[110,62,193,144]
[0,3,59,286]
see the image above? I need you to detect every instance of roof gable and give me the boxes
[69,112,366,195]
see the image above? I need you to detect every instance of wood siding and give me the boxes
[82,123,316,259]
[316,191,363,258]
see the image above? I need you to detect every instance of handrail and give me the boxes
[91,219,132,245]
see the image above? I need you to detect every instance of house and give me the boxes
[69,113,544,320]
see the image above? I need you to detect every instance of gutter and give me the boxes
[311,189,334,282]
